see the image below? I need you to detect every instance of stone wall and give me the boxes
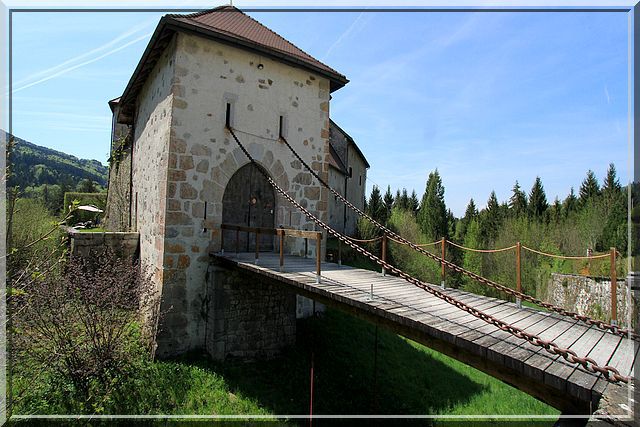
[154,32,331,355]
[206,263,296,360]
[327,122,367,236]
[345,141,367,235]
[68,230,139,259]
[104,147,132,232]
[546,273,636,327]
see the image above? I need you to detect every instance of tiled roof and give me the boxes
[117,6,347,124]
[168,6,346,83]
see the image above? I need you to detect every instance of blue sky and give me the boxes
[9,7,629,216]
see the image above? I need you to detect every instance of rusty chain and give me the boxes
[279,136,638,342]
[231,128,630,384]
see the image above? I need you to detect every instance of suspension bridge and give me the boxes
[211,126,636,416]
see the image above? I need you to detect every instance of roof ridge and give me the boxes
[229,7,337,74]
[174,6,343,78]
[165,5,234,20]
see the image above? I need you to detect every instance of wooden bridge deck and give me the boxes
[211,251,636,414]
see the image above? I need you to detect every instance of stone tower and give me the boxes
[106,6,362,358]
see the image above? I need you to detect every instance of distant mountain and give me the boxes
[3,130,108,190]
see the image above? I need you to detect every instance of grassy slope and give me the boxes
[14,310,558,420]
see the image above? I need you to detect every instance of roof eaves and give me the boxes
[116,16,175,124]
[166,16,348,91]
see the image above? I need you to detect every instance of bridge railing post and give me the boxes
[316,232,322,284]
[338,239,342,266]
[255,230,260,264]
[235,229,239,258]
[610,247,617,325]
[381,233,387,276]
[304,238,308,259]
[279,229,284,272]
[441,237,446,289]
[516,241,522,308]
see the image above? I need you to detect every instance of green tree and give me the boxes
[528,176,548,220]
[383,185,394,224]
[462,219,484,292]
[563,187,578,217]
[602,163,621,209]
[77,178,97,193]
[367,185,385,223]
[480,191,502,243]
[408,190,420,216]
[417,170,448,240]
[579,169,600,206]
[455,198,478,242]
[395,188,410,211]
[550,197,562,223]
[508,181,528,217]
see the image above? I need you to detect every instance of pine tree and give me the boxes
[394,189,402,209]
[579,169,600,205]
[409,190,419,216]
[602,163,621,200]
[383,185,394,223]
[367,185,384,223]
[464,198,478,219]
[563,187,577,217]
[455,198,478,242]
[508,181,528,217]
[480,191,502,242]
[417,170,448,240]
[462,218,483,290]
[550,197,562,223]
[396,188,409,211]
[528,176,548,220]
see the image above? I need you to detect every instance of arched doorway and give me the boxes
[222,163,276,252]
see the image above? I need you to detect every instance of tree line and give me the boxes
[358,164,633,300]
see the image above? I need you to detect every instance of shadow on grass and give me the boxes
[176,309,488,416]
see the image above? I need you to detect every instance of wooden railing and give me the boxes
[220,223,323,283]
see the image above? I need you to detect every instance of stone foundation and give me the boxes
[206,263,296,360]
[68,229,139,259]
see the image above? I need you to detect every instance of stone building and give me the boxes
[105,6,368,358]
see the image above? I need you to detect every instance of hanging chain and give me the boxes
[230,128,630,384]
[279,136,638,342]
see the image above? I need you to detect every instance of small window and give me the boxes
[278,114,287,139]
[348,167,353,178]
[225,103,232,128]
[359,175,362,186]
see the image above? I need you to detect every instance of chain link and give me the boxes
[233,129,630,384]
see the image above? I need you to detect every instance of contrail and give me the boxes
[11,31,153,94]
[13,19,155,88]
[322,11,367,61]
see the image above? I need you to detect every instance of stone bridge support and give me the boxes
[205,261,297,360]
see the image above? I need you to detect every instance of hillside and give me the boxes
[3,130,108,190]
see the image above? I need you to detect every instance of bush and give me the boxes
[11,252,160,414]
[7,197,65,275]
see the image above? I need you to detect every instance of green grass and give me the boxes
[75,227,106,233]
[13,310,560,421]
[521,299,549,312]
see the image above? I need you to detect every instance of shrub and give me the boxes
[11,252,160,414]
